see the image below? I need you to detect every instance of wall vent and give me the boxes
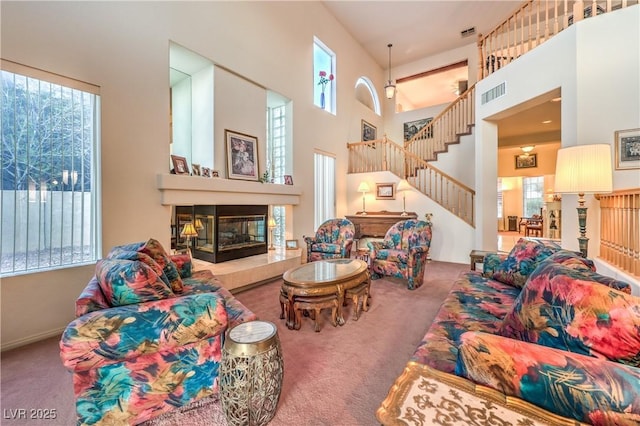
[460,27,475,38]
[481,82,506,105]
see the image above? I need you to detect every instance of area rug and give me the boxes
[140,394,227,426]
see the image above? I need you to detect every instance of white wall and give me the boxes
[476,5,640,255]
[0,1,385,350]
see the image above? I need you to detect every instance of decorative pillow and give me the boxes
[95,259,174,307]
[138,238,184,293]
[491,238,560,288]
[546,249,596,272]
[107,250,171,287]
[499,260,640,367]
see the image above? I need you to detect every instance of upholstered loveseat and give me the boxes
[60,239,256,425]
[378,238,640,425]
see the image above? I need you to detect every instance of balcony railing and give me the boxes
[599,188,640,278]
[478,0,638,79]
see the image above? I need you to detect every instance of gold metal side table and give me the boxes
[219,320,284,426]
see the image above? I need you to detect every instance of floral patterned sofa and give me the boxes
[377,238,640,425]
[59,238,256,425]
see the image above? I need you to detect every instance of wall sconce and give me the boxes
[519,145,535,157]
[554,144,612,257]
[384,43,396,99]
[357,182,370,215]
[397,179,411,216]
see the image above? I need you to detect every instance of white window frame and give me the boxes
[313,37,336,114]
[1,60,101,277]
[314,151,336,229]
[355,77,381,115]
[522,176,544,217]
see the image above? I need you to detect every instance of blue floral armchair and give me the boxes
[368,219,432,290]
[304,218,355,262]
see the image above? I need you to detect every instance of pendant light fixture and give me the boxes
[384,43,396,99]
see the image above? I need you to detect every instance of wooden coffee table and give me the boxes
[281,259,370,331]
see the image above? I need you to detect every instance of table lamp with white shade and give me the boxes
[554,144,613,257]
[268,217,277,250]
[180,222,198,259]
[396,179,411,216]
[357,182,370,215]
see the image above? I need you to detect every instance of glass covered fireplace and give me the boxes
[188,205,268,263]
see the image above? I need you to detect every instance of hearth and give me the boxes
[176,205,268,263]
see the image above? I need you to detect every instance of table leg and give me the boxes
[335,284,346,326]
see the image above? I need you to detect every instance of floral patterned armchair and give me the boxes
[368,219,432,290]
[59,239,256,425]
[304,218,355,262]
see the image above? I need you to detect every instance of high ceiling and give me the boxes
[322,0,561,146]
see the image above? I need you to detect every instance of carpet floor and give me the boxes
[0,260,468,425]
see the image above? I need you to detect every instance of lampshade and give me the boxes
[180,222,198,237]
[268,217,277,228]
[357,182,370,193]
[554,144,613,195]
[396,179,411,192]
[194,218,204,229]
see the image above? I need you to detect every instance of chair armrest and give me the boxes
[170,253,192,278]
[60,293,228,372]
[455,331,640,424]
[408,245,430,255]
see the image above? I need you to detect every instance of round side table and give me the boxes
[219,320,284,426]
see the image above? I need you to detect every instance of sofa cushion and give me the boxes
[499,260,640,367]
[107,249,171,287]
[138,238,184,293]
[545,249,596,272]
[96,259,174,307]
[491,238,560,288]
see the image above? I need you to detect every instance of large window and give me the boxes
[523,176,544,217]
[497,178,503,219]
[1,60,100,276]
[313,37,336,114]
[314,152,335,229]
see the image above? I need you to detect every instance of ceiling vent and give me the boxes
[460,27,476,38]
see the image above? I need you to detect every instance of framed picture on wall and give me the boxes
[515,154,537,169]
[614,128,640,170]
[403,117,433,142]
[361,120,377,141]
[375,183,395,200]
[225,129,259,181]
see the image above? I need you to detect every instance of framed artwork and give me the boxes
[403,117,433,142]
[515,154,537,169]
[192,163,201,176]
[225,129,259,181]
[376,183,395,200]
[285,239,299,250]
[361,119,377,141]
[212,170,220,178]
[284,175,293,185]
[201,167,211,178]
[615,128,640,170]
[171,155,190,175]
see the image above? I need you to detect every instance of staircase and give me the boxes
[347,0,634,228]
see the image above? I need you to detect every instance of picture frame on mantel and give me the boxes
[225,129,259,181]
[171,155,190,175]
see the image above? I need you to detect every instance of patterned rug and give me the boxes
[140,394,227,426]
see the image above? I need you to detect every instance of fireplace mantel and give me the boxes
[157,174,302,206]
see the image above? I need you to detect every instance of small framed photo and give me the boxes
[201,167,211,178]
[225,129,259,181]
[285,239,298,250]
[515,154,537,169]
[171,155,190,175]
[361,119,377,141]
[192,163,201,176]
[212,170,220,178]
[284,175,293,185]
[615,128,640,170]
[376,183,395,200]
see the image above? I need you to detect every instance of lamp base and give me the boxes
[400,212,408,217]
[269,245,276,251]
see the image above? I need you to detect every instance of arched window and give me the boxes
[355,77,380,115]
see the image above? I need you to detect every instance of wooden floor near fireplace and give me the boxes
[192,247,302,293]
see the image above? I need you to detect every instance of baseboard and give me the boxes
[1,327,65,352]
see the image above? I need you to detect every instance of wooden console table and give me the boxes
[346,211,418,239]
